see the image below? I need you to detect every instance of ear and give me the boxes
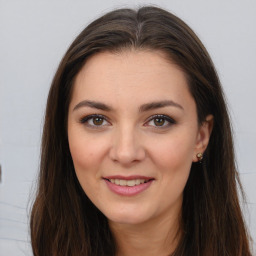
[192,115,214,162]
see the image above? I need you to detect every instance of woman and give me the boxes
[30,6,252,256]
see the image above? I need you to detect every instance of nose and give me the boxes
[109,126,146,166]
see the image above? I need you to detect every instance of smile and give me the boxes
[103,176,154,196]
[107,178,150,187]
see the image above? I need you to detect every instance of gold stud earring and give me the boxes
[196,153,203,162]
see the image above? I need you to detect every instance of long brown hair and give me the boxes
[30,6,252,256]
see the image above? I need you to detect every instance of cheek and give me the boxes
[69,140,95,170]
[149,133,195,170]
[68,133,106,199]
[68,129,105,172]
[149,135,194,205]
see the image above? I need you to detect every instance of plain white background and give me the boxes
[0,0,255,255]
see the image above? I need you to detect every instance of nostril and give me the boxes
[109,142,146,165]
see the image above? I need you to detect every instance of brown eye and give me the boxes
[93,117,104,125]
[145,114,176,128]
[80,114,110,128]
[154,118,165,126]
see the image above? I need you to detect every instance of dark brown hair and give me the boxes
[30,6,252,256]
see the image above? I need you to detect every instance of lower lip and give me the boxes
[104,179,154,196]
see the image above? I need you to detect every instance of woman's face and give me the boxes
[68,50,212,225]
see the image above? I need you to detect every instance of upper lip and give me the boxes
[103,175,154,180]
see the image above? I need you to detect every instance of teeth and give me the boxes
[108,178,149,187]
[135,179,141,185]
[127,180,135,186]
[120,180,126,186]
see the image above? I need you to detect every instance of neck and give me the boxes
[109,212,182,256]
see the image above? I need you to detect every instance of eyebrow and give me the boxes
[73,100,183,112]
[73,100,113,112]
[139,100,184,112]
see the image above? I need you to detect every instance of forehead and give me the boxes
[70,50,194,111]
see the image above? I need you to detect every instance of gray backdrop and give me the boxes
[0,0,255,255]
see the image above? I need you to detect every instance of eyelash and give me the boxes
[145,114,176,128]
[80,114,110,128]
[79,114,176,129]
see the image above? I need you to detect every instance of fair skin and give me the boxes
[68,50,213,256]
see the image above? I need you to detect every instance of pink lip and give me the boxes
[104,175,154,180]
[103,176,154,196]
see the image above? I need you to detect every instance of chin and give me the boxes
[108,216,148,226]
[104,208,152,226]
